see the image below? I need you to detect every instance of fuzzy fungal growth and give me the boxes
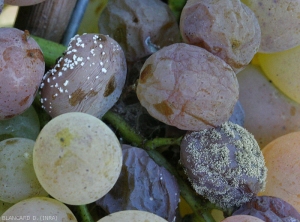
[40,33,127,118]
[180,121,267,209]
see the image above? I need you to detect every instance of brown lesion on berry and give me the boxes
[19,95,30,106]
[5,139,18,145]
[26,49,44,62]
[22,30,30,42]
[154,101,174,116]
[139,64,153,84]
[98,34,107,42]
[69,88,98,106]
[231,38,241,50]
[103,76,116,97]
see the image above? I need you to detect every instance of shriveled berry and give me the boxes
[136,43,239,131]
[98,0,180,62]
[180,121,267,209]
[96,144,179,222]
[0,28,45,120]
[180,0,261,73]
[40,33,126,118]
[232,196,300,222]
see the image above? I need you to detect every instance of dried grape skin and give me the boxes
[40,34,126,118]
[180,0,261,73]
[96,144,180,222]
[0,28,45,120]
[136,43,239,131]
[232,196,300,222]
[98,0,180,62]
[180,121,267,209]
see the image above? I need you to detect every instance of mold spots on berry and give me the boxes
[40,33,126,118]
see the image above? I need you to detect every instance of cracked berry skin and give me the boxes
[98,0,180,63]
[137,43,239,131]
[180,0,261,73]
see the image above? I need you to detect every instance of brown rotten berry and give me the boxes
[0,28,45,120]
[180,121,267,209]
[40,33,127,118]
[136,43,239,131]
[98,0,180,63]
[180,0,261,73]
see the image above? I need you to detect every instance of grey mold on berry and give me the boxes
[180,121,267,209]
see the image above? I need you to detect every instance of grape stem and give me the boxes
[76,205,94,222]
[34,35,217,222]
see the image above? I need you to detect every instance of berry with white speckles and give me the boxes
[40,33,127,118]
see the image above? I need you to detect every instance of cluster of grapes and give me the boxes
[1,0,300,222]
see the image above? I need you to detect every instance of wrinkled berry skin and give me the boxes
[98,0,180,62]
[137,43,239,131]
[180,0,261,73]
[232,196,300,222]
[96,144,180,222]
[180,122,267,209]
